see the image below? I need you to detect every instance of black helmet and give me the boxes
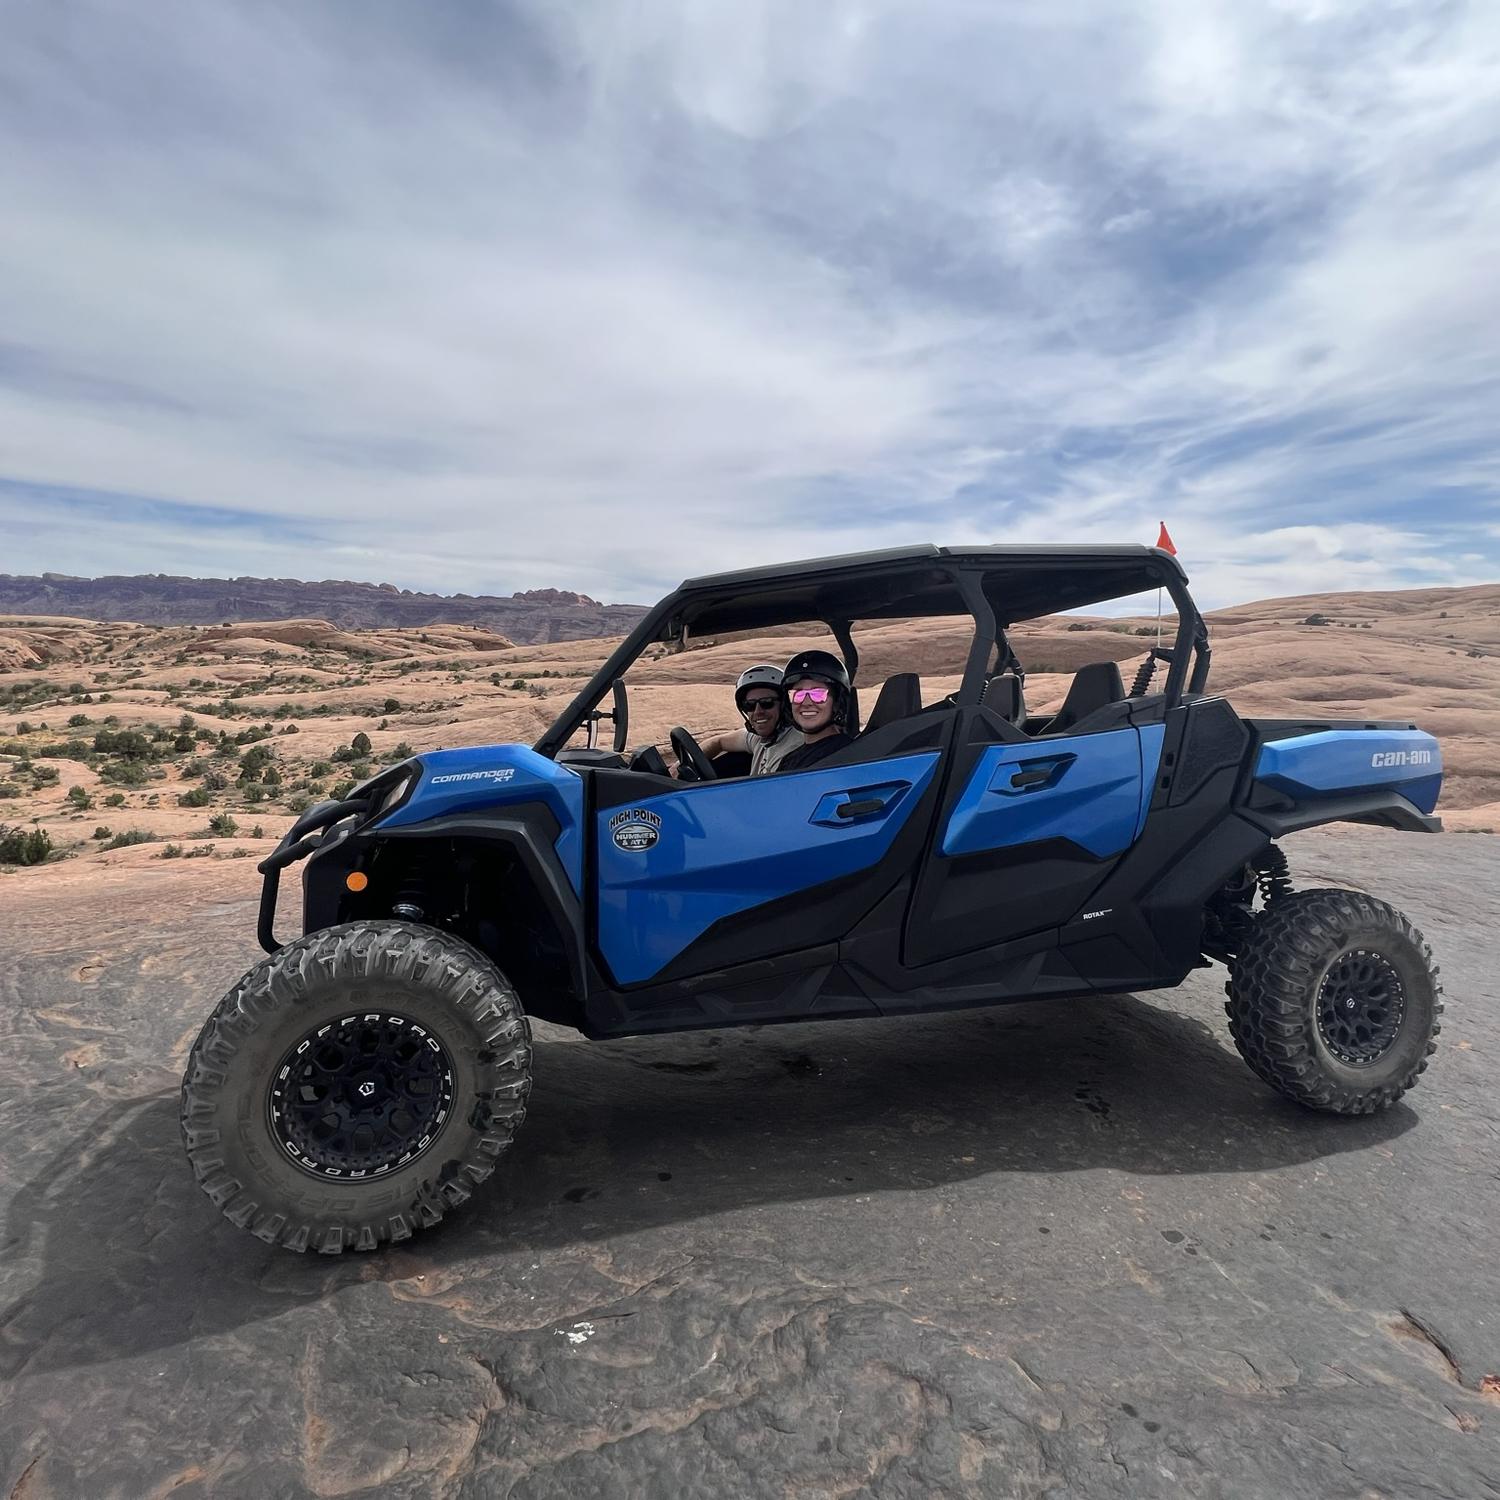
[782,648,851,726]
[781,649,850,692]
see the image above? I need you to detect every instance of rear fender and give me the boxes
[1248,729,1446,816]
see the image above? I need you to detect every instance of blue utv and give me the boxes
[181,545,1445,1253]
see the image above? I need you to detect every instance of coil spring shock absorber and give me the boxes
[1252,846,1294,907]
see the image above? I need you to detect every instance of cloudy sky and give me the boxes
[2,0,1498,608]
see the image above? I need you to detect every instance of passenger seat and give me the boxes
[1040,660,1125,735]
[862,672,922,733]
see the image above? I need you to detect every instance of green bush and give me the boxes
[66,785,93,810]
[93,728,152,759]
[93,825,113,840]
[351,731,372,755]
[104,792,126,808]
[390,742,415,760]
[68,713,90,727]
[208,812,239,837]
[31,765,61,786]
[0,782,19,799]
[178,786,213,808]
[202,769,229,792]
[0,827,52,865]
[285,792,313,813]
[159,843,184,859]
[103,829,156,850]
[99,759,149,787]
[330,778,357,801]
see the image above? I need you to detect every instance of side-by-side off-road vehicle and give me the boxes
[181,545,1445,1253]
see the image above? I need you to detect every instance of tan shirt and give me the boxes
[751,725,803,775]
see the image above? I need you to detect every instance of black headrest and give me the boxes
[863,673,922,733]
[1049,660,1125,733]
[981,672,1026,723]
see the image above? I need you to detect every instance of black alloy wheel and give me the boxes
[269,1013,456,1177]
[1315,949,1406,1066]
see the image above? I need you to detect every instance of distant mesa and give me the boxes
[0,573,646,645]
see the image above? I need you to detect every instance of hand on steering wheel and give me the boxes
[669,726,718,783]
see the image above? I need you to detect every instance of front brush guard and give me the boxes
[256,797,371,953]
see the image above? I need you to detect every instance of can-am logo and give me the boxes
[1370,750,1433,769]
[429,768,517,786]
[610,807,661,852]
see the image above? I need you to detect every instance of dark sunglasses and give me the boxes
[742,696,781,712]
[790,686,832,705]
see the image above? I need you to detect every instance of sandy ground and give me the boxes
[1,582,1496,883]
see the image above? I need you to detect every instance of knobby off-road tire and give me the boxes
[180,921,531,1253]
[1226,888,1442,1115]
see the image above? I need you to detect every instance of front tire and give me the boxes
[180,921,531,1253]
[1226,889,1442,1114]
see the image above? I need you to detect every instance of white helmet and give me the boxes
[734,664,784,707]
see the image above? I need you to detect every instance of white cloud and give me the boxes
[0,0,1496,607]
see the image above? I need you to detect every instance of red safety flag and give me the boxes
[1155,522,1177,556]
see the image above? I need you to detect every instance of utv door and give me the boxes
[588,736,949,989]
[904,708,1164,966]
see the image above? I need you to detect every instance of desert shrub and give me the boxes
[351,731,372,755]
[173,734,195,753]
[390,742,415,760]
[261,765,282,786]
[1066,622,1093,632]
[202,769,229,792]
[31,765,61,786]
[104,792,126,808]
[330,778,357,801]
[527,683,548,698]
[93,728,152,759]
[66,785,93,810]
[159,843,184,859]
[251,825,265,839]
[40,739,94,760]
[243,783,266,803]
[309,760,333,778]
[68,713,90,727]
[104,828,156,850]
[208,812,239,837]
[178,786,213,808]
[99,759,149,787]
[382,698,401,714]
[0,782,19,798]
[92,825,112,839]
[1303,613,1331,626]
[0,827,52,865]
[285,792,313,813]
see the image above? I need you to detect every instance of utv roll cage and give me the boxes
[535,544,1206,758]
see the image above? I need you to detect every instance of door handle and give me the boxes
[1009,768,1051,789]
[993,753,1076,797]
[808,781,910,827]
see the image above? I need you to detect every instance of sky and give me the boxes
[2,0,1498,610]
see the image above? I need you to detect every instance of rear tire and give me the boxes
[1225,888,1442,1114]
[180,921,531,1252]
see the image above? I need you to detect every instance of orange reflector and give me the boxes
[345,871,369,892]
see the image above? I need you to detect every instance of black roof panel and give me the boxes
[669,543,1187,634]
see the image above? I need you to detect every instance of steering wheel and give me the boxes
[669,726,718,783]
